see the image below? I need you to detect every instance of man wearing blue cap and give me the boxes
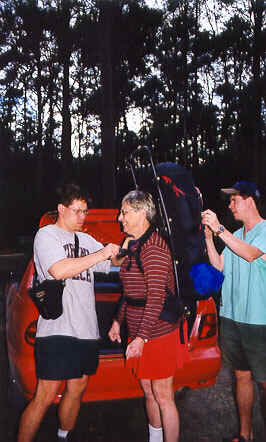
[202,181,266,442]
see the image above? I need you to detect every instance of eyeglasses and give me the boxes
[67,207,88,216]
[120,208,137,216]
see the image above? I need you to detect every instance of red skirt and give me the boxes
[126,322,189,380]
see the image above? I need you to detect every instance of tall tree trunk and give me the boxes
[60,0,73,180]
[251,0,264,184]
[62,55,73,178]
[23,79,27,148]
[182,1,189,167]
[192,0,200,169]
[35,53,44,197]
[100,1,116,207]
[46,65,56,159]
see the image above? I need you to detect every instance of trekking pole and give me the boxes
[126,151,139,190]
[141,146,180,297]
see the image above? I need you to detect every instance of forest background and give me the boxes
[0,0,265,250]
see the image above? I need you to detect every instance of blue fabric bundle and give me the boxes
[189,262,224,298]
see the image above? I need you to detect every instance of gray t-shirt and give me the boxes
[34,224,110,340]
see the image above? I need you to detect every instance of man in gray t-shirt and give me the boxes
[18,184,120,442]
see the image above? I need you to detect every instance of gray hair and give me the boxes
[122,190,156,223]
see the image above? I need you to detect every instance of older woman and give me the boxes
[109,190,181,442]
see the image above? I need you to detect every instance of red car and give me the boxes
[5,209,221,404]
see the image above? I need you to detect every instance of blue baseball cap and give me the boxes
[221,181,260,201]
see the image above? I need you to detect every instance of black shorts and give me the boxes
[220,317,266,382]
[35,336,100,380]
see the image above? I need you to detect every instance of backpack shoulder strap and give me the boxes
[74,233,79,258]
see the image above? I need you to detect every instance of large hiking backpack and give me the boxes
[126,146,224,326]
[155,162,205,288]
[139,160,223,324]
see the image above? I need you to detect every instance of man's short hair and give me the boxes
[56,183,91,207]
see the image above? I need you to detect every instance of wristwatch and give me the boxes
[216,225,225,235]
[138,337,148,343]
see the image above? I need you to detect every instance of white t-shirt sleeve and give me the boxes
[34,227,66,279]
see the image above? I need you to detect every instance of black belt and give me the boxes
[125,296,146,307]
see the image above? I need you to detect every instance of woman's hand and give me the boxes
[108,320,121,343]
[126,337,144,359]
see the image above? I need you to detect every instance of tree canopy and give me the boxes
[0,0,265,246]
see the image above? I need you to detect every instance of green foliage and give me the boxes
[0,0,265,243]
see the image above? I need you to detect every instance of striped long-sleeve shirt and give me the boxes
[117,231,178,341]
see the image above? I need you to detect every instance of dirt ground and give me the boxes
[0,275,265,442]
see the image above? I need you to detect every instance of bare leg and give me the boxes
[152,376,179,442]
[58,375,88,430]
[17,379,61,442]
[259,381,266,437]
[235,370,253,441]
[140,379,162,428]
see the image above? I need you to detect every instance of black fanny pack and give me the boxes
[29,233,79,320]
[29,279,65,320]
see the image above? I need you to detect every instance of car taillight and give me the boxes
[198,313,217,340]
